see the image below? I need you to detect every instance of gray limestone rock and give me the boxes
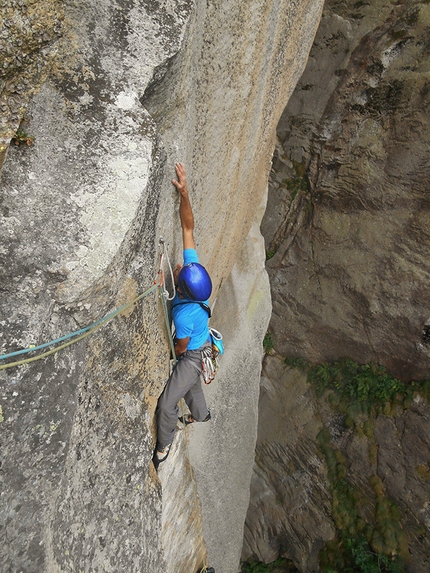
[263,0,430,381]
[0,0,324,572]
[245,1,430,571]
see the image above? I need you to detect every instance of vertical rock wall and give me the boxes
[244,1,430,571]
[264,0,430,380]
[140,1,325,570]
[0,1,323,572]
[1,1,189,570]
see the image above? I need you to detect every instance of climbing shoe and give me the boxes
[178,409,211,425]
[152,442,172,470]
[178,413,195,425]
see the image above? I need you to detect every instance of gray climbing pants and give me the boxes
[156,345,210,448]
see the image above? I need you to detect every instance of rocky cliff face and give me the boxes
[264,0,430,381]
[0,1,323,572]
[243,1,430,571]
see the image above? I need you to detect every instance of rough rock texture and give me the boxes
[244,358,430,572]
[0,0,65,170]
[1,1,186,570]
[243,0,430,571]
[243,359,334,571]
[263,0,430,381]
[0,0,323,572]
[188,212,271,572]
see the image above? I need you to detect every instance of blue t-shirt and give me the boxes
[171,249,210,350]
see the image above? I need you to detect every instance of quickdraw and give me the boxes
[201,345,219,385]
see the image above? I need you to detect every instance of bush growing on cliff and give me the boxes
[321,536,404,573]
[241,557,296,572]
[284,357,430,414]
[263,331,274,354]
[283,357,422,573]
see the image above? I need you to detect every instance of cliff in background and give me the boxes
[0,1,323,572]
[244,1,430,571]
[264,0,430,380]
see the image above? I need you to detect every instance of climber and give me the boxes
[153,162,213,470]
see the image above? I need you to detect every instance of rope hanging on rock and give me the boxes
[1,238,215,571]
[0,237,180,371]
[0,283,159,371]
[0,237,179,370]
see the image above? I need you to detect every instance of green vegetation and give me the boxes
[282,357,430,572]
[12,128,34,147]
[284,161,308,201]
[263,331,274,354]
[266,249,277,260]
[284,357,430,421]
[241,557,297,572]
[321,535,405,573]
[317,427,407,572]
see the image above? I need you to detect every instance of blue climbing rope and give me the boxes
[0,283,158,370]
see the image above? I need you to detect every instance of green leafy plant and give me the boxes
[241,557,294,572]
[263,332,274,354]
[285,357,430,417]
[282,357,424,572]
[12,128,34,147]
[321,535,405,573]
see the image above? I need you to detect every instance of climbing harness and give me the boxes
[1,238,215,571]
[171,300,223,385]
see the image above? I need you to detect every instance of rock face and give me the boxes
[243,358,430,572]
[243,359,334,571]
[243,1,430,571]
[0,0,65,170]
[263,0,430,381]
[0,1,323,572]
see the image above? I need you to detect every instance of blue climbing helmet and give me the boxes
[177,263,212,301]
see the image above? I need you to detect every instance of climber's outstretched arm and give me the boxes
[172,162,196,250]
